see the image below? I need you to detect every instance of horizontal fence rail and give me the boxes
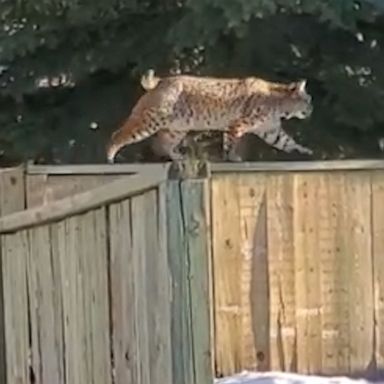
[210,159,384,173]
[0,171,168,233]
[26,162,171,175]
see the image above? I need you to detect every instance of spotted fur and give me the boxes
[106,70,313,163]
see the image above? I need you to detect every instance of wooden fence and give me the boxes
[0,163,212,384]
[1,159,384,383]
[210,161,384,378]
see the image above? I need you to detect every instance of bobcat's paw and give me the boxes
[169,150,185,162]
[297,146,313,155]
[225,151,243,162]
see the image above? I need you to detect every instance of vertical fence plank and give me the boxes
[144,190,160,384]
[1,231,29,384]
[57,210,111,384]
[167,181,193,384]
[0,167,26,384]
[316,174,344,374]
[372,171,384,369]
[167,176,212,384]
[131,195,151,384]
[344,172,373,373]
[210,175,242,376]
[109,199,138,384]
[180,179,212,384]
[144,188,173,384]
[266,174,296,372]
[57,216,84,384]
[157,182,174,382]
[27,225,65,384]
[204,178,216,377]
[293,173,323,373]
[81,208,112,384]
[237,174,268,372]
[49,224,66,383]
[27,228,43,384]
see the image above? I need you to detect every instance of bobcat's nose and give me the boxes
[298,105,313,119]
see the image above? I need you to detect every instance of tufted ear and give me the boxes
[297,79,307,94]
[288,79,307,94]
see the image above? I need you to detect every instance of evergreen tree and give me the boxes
[0,0,383,164]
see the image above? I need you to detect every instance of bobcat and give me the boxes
[106,69,313,163]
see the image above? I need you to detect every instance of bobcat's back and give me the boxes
[140,70,287,131]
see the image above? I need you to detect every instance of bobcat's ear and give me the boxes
[141,69,159,91]
[288,79,307,94]
[297,79,307,94]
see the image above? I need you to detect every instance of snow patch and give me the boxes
[215,371,377,384]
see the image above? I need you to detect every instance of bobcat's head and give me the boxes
[279,80,313,120]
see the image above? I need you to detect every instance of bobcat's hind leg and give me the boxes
[106,79,183,163]
[151,130,187,161]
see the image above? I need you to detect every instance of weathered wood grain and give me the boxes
[27,225,65,384]
[211,174,243,376]
[266,174,296,372]
[315,173,345,374]
[55,210,111,384]
[203,178,216,376]
[79,208,112,384]
[141,189,173,384]
[131,194,151,384]
[56,216,83,384]
[154,183,173,384]
[0,166,26,384]
[210,170,377,376]
[26,174,122,208]
[0,166,25,215]
[293,173,323,373]
[180,179,212,384]
[237,173,268,372]
[166,181,194,384]
[1,231,29,384]
[372,171,384,369]
[0,172,167,233]
[109,199,138,384]
[343,172,373,373]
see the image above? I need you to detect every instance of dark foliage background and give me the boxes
[1,0,384,165]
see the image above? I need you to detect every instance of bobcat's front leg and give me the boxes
[255,123,313,155]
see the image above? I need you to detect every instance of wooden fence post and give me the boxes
[166,161,213,384]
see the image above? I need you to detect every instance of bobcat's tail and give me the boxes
[140,69,161,90]
[106,114,159,163]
